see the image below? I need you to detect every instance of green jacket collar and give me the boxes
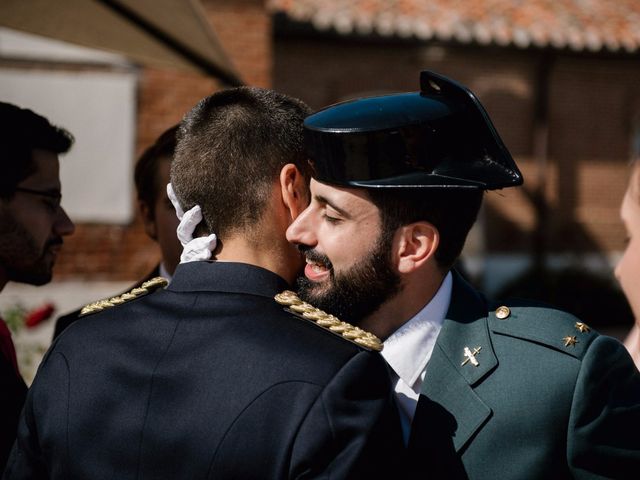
[417,271,497,452]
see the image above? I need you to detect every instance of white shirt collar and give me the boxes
[159,262,173,283]
[381,271,452,388]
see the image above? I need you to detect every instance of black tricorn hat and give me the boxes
[303,71,524,189]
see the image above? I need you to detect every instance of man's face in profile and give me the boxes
[0,149,75,285]
[286,179,401,324]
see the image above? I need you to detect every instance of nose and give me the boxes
[54,206,75,237]
[286,206,316,247]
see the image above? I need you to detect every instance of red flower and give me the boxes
[24,303,55,328]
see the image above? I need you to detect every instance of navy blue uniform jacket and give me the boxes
[4,262,404,479]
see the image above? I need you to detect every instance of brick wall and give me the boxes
[35,10,640,281]
[53,0,272,281]
[203,0,272,89]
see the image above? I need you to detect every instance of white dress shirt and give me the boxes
[159,262,173,283]
[380,272,452,443]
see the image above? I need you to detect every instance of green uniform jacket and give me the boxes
[408,273,640,479]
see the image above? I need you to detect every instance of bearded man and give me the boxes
[286,71,640,479]
[0,102,75,472]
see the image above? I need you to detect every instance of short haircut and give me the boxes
[367,188,484,271]
[0,102,73,199]
[134,125,178,216]
[171,87,312,239]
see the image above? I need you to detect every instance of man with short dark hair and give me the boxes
[287,72,640,478]
[5,88,404,479]
[0,103,75,288]
[171,87,313,242]
[0,102,75,472]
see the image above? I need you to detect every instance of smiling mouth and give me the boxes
[304,256,332,281]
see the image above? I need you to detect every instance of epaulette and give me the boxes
[274,290,383,352]
[79,277,168,317]
[488,302,597,359]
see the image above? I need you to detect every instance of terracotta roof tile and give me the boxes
[268,0,640,53]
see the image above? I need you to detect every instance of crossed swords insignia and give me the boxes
[461,346,482,367]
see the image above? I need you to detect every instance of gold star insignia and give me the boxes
[563,335,578,347]
[575,322,590,333]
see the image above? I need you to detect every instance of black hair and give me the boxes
[0,102,73,199]
[172,87,311,239]
[367,188,484,271]
[134,125,178,216]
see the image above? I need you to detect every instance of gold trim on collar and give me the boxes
[275,290,383,352]
[79,277,168,317]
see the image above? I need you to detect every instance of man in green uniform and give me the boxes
[286,71,640,478]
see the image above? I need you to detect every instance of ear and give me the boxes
[138,200,158,240]
[279,163,309,220]
[395,222,439,274]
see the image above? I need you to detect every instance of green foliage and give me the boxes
[2,304,26,333]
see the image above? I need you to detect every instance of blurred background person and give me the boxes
[53,125,182,338]
[134,125,183,280]
[0,102,75,471]
[617,157,640,370]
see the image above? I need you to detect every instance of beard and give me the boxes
[0,208,59,286]
[295,235,401,326]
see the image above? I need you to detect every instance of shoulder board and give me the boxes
[488,301,597,359]
[274,290,383,352]
[79,277,168,317]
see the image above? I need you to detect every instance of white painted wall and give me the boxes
[0,28,138,223]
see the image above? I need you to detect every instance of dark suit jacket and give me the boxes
[52,265,161,339]
[409,272,640,479]
[4,262,404,479]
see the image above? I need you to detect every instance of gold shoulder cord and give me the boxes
[275,290,383,352]
[79,277,168,317]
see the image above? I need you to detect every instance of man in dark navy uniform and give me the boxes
[286,72,640,478]
[4,88,404,479]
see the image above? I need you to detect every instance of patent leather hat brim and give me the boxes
[304,71,523,190]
